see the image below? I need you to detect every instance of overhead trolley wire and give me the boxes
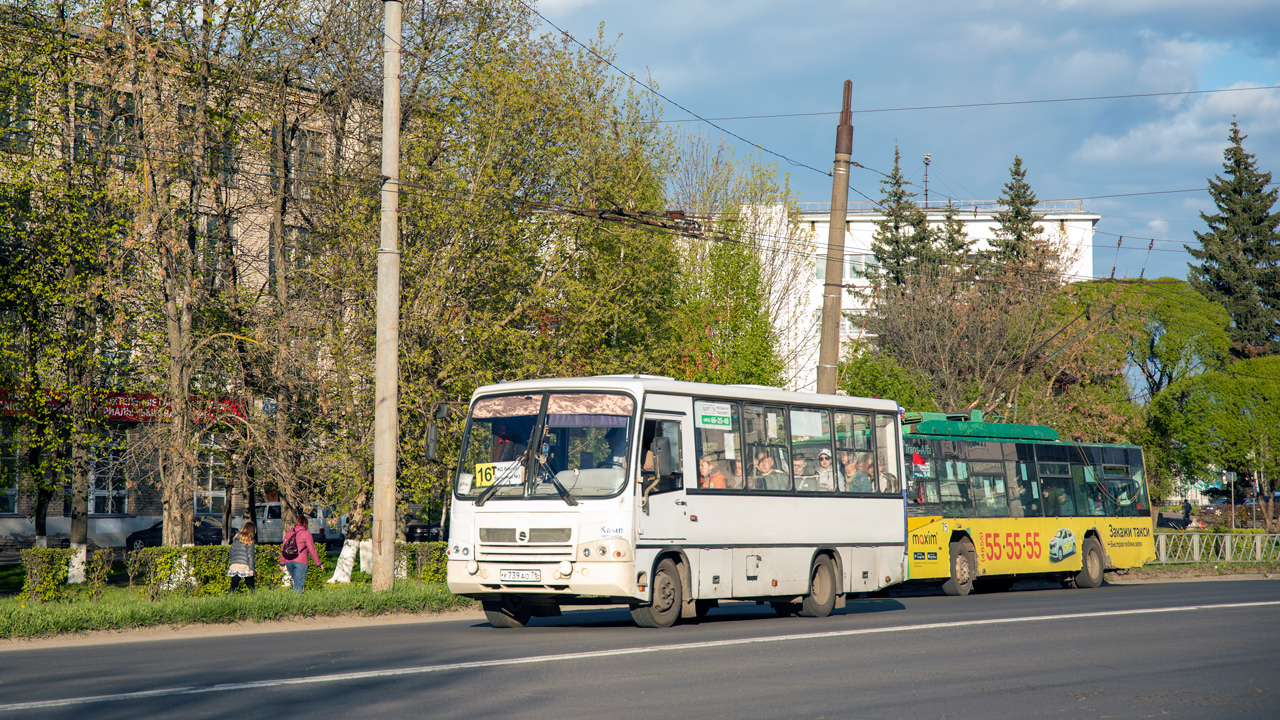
[648,85,1280,124]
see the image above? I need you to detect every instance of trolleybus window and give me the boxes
[744,405,791,491]
[1036,445,1083,517]
[1010,443,1041,517]
[790,407,834,492]
[693,400,744,490]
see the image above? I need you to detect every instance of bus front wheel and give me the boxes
[799,556,837,618]
[483,595,533,628]
[631,559,682,628]
[942,538,976,596]
[1074,537,1104,589]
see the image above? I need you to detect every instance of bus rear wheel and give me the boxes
[482,595,533,628]
[799,556,837,618]
[941,538,976,596]
[631,559,682,628]
[1074,537,1104,589]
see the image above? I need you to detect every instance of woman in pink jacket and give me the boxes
[279,511,322,593]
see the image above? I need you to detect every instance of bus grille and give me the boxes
[477,527,574,560]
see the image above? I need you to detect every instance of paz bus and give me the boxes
[445,376,908,628]
[901,412,1155,594]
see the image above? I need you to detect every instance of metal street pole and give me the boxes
[816,80,853,395]
[372,0,402,592]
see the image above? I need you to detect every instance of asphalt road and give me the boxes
[2,579,1278,719]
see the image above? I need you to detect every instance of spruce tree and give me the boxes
[1187,120,1280,358]
[990,156,1046,274]
[868,146,930,287]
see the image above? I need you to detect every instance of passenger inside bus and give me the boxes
[844,454,873,493]
[750,448,789,490]
[698,454,728,489]
[793,454,821,492]
[816,450,836,489]
[728,459,745,489]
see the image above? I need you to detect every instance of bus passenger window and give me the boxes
[744,405,791,491]
[790,407,833,493]
[875,414,900,493]
[693,400,744,490]
[833,412,874,493]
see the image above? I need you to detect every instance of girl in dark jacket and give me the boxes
[227,521,257,591]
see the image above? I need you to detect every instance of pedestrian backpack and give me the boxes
[282,528,300,559]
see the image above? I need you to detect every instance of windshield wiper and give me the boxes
[474,477,503,507]
[475,462,523,507]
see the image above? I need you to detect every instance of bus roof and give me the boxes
[468,376,903,413]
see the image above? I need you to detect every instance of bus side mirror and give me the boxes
[426,405,450,461]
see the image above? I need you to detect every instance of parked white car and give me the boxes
[1049,528,1076,562]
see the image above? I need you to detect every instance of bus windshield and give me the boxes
[455,392,635,501]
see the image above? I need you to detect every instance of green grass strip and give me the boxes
[0,581,476,639]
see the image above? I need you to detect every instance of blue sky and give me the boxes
[538,0,1280,282]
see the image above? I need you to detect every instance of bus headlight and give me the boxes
[466,560,479,575]
[559,561,573,578]
[575,537,630,561]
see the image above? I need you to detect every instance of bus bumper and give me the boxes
[447,559,639,599]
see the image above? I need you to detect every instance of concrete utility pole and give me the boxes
[372,0,402,592]
[816,80,854,395]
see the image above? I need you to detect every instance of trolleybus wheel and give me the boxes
[941,538,976,596]
[799,556,837,618]
[482,595,534,628]
[630,559,682,628]
[1074,537,1104,589]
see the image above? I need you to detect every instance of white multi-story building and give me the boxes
[781,200,1099,392]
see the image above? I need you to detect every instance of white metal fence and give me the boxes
[1152,532,1280,564]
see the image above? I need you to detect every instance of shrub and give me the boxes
[86,550,113,601]
[19,548,74,603]
[397,542,447,583]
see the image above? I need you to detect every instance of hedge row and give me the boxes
[19,542,447,603]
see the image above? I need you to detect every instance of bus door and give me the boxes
[636,400,689,542]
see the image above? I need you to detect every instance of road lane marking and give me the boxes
[4,599,1278,712]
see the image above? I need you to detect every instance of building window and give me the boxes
[74,85,135,169]
[0,72,34,154]
[89,438,128,515]
[0,419,18,514]
[848,254,878,278]
[195,433,227,515]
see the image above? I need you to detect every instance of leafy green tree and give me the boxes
[837,352,938,412]
[1149,355,1280,507]
[0,4,133,558]
[1186,120,1280,358]
[666,133,802,386]
[1122,278,1231,400]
